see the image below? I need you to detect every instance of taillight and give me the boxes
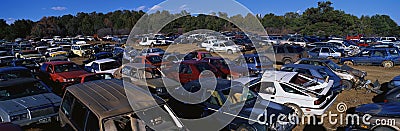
[384,99,388,103]
[314,100,322,105]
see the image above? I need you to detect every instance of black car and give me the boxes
[10,59,40,73]
[167,78,296,131]
[233,38,255,51]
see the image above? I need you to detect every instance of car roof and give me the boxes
[0,67,29,72]
[92,58,116,63]
[0,78,39,88]
[66,79,164,120]
[261,70,297,82]
[44,61,75,65]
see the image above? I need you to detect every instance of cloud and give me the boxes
[51,6,67,11]
[6,18,15,24]
[135,5,146,11]
[149,5,162,11]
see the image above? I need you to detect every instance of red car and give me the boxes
[202,57,249,80]
[165,60,223,84]
[38,61,89,93]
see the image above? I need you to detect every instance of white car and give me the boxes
[253,71,337,116]
[200,39,218,48]
[85,58,120,74]
[205,41,241,54]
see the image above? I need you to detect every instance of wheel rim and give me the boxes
[383,61,393,68]
[284,59,291,64]
[344,61,353,65]
[287,104,302,117]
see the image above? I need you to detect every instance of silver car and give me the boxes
[0,78,61,126]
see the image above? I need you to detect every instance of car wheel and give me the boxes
[343,61,354,66]
[342,79,353,90]
[236,124,255,131]
[227,50,233,54]
[382,61,394,68]
[209,48,214,53]
[373,126,396,131]
[283,58,292,65]
[285,103,303,118]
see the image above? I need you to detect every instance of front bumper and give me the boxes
[13,113,58,127]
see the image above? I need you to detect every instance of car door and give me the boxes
[178,64,194,83]
[355,50,372,65]
[370,50,387,65]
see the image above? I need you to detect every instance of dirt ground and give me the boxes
[25,44,400,131]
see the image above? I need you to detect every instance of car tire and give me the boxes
[343,61,354,66]
[382,61,394,68]
[227,49,233,54]
[284,103,303,118]
[210,49,214,53]
[373,126,396,131]
[283,58,292,65]
[342,79,353,90]
[236,124,255,131]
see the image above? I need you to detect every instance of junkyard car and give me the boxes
[168,78,296,131]
[307,47,342,59]
[117,63,180,97]
[232,53,273,75]
[205,40,241,54]
[140,48,165,56]
[59,79,185,131]
[15,50,45,63]
[0,67,34,80]
[164,60,224,84]
[256,71,337,116]
[84,58,120,74]
[346,102,400,131]
[202,57,249,80]
[10,59,40,73]
[341,47,400,68]
[0,78,61,126]
[71,44,92,57]
[75,72,114,84]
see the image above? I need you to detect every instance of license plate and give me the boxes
[38,117,51,123]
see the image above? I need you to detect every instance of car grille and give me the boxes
[30,107,55,118]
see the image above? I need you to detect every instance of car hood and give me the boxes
[58,70,88,79]
[355,102,400,117]
[0,93,61,114]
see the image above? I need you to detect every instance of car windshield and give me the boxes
[15,60,36,66]
[83,73,113,82]
[148,56,162,64]
[289,74,322,88]
[0,70,32,80]
[103,104,183,131]
[0,81,49,101]
[100,61,120,71]
[54,63,82,73]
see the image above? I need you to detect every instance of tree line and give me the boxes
[0,1,399,41]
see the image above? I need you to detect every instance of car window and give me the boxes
[85,111,100,131]
[294,68,312,76]
[259,82,276,95]
[92,63,100,71]
[360,50,371,57]
[179,64,192,74]
[61,92,74,117]
[280,83,306,96]
[276,47,285,53]
[321,48,330,53]
[71,99,88,130]
[372,50,386,57]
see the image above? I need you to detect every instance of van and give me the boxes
[59,79,185,131]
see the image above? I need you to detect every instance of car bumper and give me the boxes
[13,113,58,126]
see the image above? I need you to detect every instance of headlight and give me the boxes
[10,113,29,121]
[63,78,75,82]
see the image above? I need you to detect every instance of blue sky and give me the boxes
[1,0,399,24]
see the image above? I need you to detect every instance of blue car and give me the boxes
[346,102,400,131]
[281,64,344,92]
[340,47,400,68]
[388,75,400,89]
